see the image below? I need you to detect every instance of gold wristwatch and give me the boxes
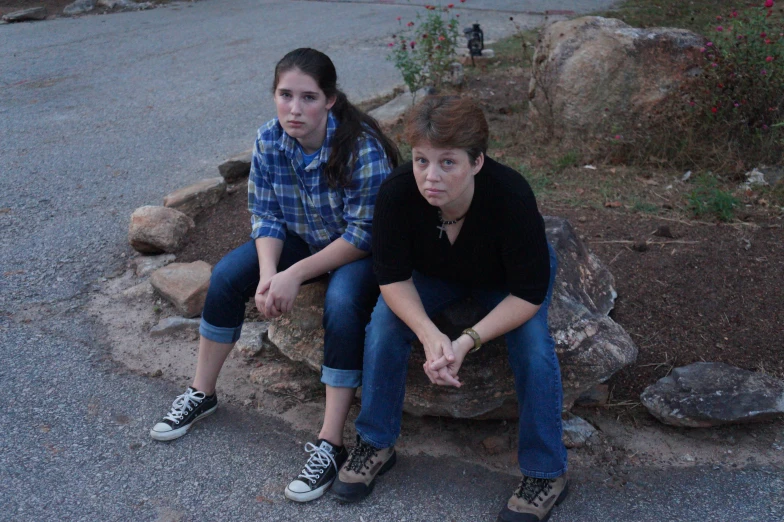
[462,328,482,354]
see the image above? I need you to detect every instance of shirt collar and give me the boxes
[277,111,337,170]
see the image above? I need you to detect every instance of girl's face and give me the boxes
[412,142,484,211]
[274,68,336,153]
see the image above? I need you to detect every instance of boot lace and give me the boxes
[514,476,554,506]
[297,443,338,485]
[163,388,205,424]
[346,440,377,475]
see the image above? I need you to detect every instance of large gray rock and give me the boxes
[163,177,226,218]
[149,261,212,318]
[63,0,97,15]
[641,362,784,428]
[3,7,47,22]
[268,216,637,419]
[528,17,705,140]
[128,206,194,254]
[218,150,253,183]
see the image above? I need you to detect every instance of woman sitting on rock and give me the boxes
[331,96,568,522]
[149,47,399,503]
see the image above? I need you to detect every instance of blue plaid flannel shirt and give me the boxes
[248,112,392,252]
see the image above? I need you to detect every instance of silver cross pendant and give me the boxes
[437,224,447,239]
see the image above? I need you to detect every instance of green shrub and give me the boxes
[388,2,461,95]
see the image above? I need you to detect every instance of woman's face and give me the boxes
[274,68,335,152]
[412,143,483,210]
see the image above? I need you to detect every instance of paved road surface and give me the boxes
[1,1,782,520]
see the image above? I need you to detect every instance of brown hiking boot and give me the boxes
[330,436,396,503]
[497,475,569,522]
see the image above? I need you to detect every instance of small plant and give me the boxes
[388,2,462,95]
[687,173,740,222]
[552,150,578,171]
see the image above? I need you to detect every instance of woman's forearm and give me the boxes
[379,279,440,343]
[287,238,368,283]
[255,237,284,276]
[468,295,541,346]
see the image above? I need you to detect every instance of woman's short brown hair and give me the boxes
[404,95,489,164]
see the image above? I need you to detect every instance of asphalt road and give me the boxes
[1,0,782,520]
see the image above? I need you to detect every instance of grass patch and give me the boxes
[686,173,740,222]
[596,0,740,32]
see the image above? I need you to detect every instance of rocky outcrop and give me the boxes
[528,16,705,140]
[128,206,194,254]
[163,177,226,218]
[149,261,212,318]
[218,151,253,183]
[268,216,637,419]
[3,7,47,22]
[641,362,784,428]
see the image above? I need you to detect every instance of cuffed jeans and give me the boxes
[199,234,379,388]
[355,244,567,478]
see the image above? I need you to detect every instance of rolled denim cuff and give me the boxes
[199,317,242,344]
[320,365,362,388]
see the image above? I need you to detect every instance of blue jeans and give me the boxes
[355,245,567,478]
[199,235,379,388]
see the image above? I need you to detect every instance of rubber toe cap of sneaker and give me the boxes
[286,480,312,494]
[151,422,172,433]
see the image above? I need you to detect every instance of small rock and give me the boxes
[632,241,649,252]
[480,435,508,455]
[448,62,464,87]
[562,412,598,448]
[163,177,226,218]
[133,253,176,277]
[235,322,270,357]
[578,216,587,223]
[149,316,201,338]
[653,225,674,238]
[128,206,194,254]
[121,281,154,300]
[150,261,212,318]
[150,369,163,378]
[218,150,253,183]
[63,0,96,15]
[574,384,609,406]
[3,7,47,22]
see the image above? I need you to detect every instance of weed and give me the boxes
[553,151,578,171]
[686,173,740,221]
[631,198,660,214]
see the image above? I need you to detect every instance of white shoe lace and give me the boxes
[163,388,205,424]
[297,443,338,485]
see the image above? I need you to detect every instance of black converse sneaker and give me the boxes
[284,439,348,503]
[149,387,218,441]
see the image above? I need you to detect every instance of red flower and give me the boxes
[407,21,414,27]
[711,107,718,113]
[614,135,622,140]
[388,42,394,47]
[731,11,738,17]
[422,33,428,38]
[706,42,713,47]
[438,35,446,41]
[396,16,401,21]
[765,39,773,44]
[760,32,767,38]
[410,41,416,48]
[716,26,723,32]
[764,0,773,8]
[716,15,722,21]
[448,3,454,7]
[766,56,774,62]
[460,0,466,3]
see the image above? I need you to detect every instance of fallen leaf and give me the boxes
[575,188,585,195]
[604,201,622,208]
[39,425,51,433]
[0,208,11,214]
[256,495,274,504]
